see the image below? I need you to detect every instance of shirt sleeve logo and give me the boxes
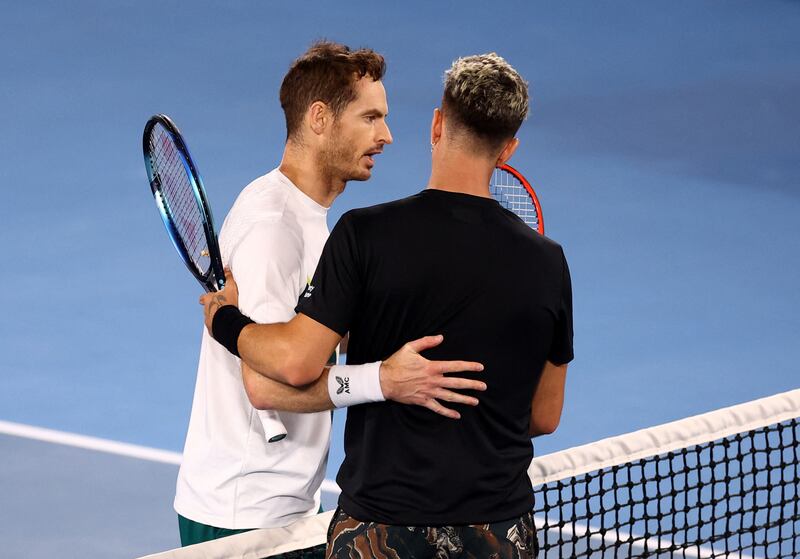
[302,276,315,298]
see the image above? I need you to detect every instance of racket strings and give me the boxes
[149,125,210,274]
[490,168,541,231]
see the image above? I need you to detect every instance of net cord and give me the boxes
[139,511,334,559]
[529,388,800,486]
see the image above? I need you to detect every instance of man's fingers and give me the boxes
[424,399,461,420]
[200,293,211,305]
[404,334,444,353]
[223,268,233,283]
[433,360,484,374]
[436,377,487,392]
[434,389,480,406]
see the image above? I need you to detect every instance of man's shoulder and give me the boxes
[228,170,291,222]
[341,192,425,225]
[219,170,302,260]
[512,227,567,268]
[493,204,566,257]
[529,227,565,254]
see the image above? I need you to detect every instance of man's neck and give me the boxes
[426,146,494,198]
[278,143,344,208]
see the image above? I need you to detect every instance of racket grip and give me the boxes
[257,410,288,443]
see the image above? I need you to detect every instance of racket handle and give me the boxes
[257,409,288,443]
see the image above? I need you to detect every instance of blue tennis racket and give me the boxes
[143,114,225,292]
[142,114,287,443]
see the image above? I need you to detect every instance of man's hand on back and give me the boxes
[380,335,486,420]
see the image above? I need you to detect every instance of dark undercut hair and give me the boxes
[279,40,386,141]
[441,53,529,154]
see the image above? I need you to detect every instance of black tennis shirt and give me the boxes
[296,188,573,525]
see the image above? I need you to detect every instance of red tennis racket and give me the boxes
[490,163,544,234]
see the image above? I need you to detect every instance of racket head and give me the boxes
[490,163,544,235]
[143,114,225,292]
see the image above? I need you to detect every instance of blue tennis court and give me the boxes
[1,2,798,557]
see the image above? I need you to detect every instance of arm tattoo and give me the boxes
[206,292,231,322]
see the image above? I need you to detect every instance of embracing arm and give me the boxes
[202,271,340,387]
[205,271,487,418]
[242,361,334,412]
[241,333,487,419]
[238,313,341,387]
[529,360,568,437]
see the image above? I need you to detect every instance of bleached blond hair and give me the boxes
[442,53,529,153]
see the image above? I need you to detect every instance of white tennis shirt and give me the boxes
[174,169,332,529]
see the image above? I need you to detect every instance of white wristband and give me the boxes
[328,362,385,408]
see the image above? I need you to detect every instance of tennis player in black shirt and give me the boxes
[205,53,573,559]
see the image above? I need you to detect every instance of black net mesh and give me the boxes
[533,418,799,558]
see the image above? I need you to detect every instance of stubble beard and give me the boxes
[318,126,371,185]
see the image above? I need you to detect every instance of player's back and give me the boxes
[304,188,572,525]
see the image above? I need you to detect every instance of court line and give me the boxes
[0,420,183,463]
[0,419,342,494]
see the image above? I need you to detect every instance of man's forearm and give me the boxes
[238,321,305,385]
[243,360,385,412]
[214,310,342,387]
[529,361,568,437]
[242,362,333,412]
[204,275,343,385]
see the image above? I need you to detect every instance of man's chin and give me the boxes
[348,168,373,182]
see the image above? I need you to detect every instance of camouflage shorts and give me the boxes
[326,507,538,558]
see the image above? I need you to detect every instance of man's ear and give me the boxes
[496,137,520,166]
[307,101,331,136]
[430,108,443,146]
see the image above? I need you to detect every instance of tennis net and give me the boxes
[140,389,799,558]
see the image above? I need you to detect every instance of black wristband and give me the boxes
[211,305,255,358]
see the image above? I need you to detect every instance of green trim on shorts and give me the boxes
[178,511,327,558]
[178,514,252,547]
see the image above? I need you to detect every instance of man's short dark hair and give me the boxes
[279,41,386,141]
[441,53,529,154]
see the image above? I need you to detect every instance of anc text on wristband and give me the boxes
[327,362,385,408]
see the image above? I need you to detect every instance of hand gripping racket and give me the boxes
[490,163,545,234]
[143,114,287,443]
